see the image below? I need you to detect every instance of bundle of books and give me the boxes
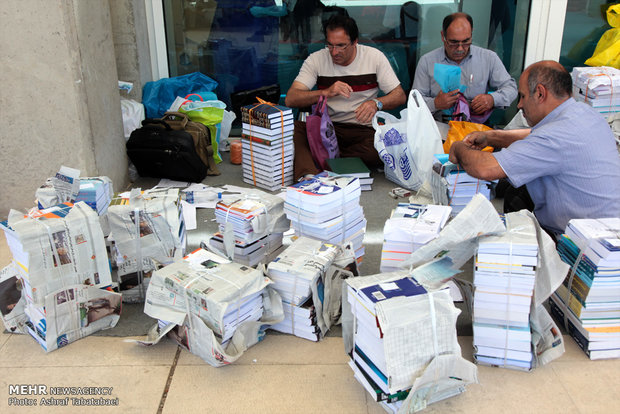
[285,172,366,261]
[241,102,294,191]
[552,218,620,360]
[345,273,477,411]
[571,66,620,115]
[266,236,340,341]
[380,203,452,272]
[432,154,493,216]
[210,190,289,266]
[36,174,113,217]
[327,157,374,191]
[0,202,120,352]
[473,212,538,370]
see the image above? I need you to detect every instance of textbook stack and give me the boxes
[210,190,289,266]
[552,218,620,360]
[284,172,366,261]
[36,176,113,216]
[473,212,538,370]
[571,66,620,115]
[0,202,120,352]
[432,154,493,216]
[327,157,374,191]
[380,204,452,272]
[266,236,340,341]
[345,273,477,411]
[241,102,294,191]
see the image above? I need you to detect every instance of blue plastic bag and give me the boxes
[142,72,218,118]
[433,63,467,93]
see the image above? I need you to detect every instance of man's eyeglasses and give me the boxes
[444,38,472,48]
[325,42,351,52]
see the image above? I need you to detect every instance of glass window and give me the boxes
[162,0,530,124]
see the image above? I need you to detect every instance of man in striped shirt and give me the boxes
[285,15,406,181]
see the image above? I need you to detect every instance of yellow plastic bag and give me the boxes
[443,121,494,153]
[585,4,620,69]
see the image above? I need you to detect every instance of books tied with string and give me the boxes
[343,272,478,412]
[380,204,452,272]
[552,218,620,360]
[107,188,186,302]
[241,102,294,191]
[266,236,356,341]
[139,248,284,367]
[571,66,620,115]
[430,154,494,216]
[0,202,120,352]
[209,189,290,267]
[473,212,539,370]
[285,172,367,262]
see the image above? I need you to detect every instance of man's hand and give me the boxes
[462,131,490,150]
[434,89,460,110]
[354,100,379,124]
[324,81,353,99]
[470,93,494,114]
[448,141,463,164]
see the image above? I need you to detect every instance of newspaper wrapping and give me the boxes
[0,263,28,334]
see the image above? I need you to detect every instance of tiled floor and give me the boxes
[1,154,619,413]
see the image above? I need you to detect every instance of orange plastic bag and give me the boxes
[443,121,494,153]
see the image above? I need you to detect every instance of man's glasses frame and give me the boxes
[325,42,352,52]
[443,37,472,48]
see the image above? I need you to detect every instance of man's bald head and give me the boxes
[524,61,572,99]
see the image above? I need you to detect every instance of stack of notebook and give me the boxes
[266,236,340,341]
[552,218,620,360]
[380,204,452,272]
[571,66,620,115]
[284,172,366,261]
[327,157,374,191]
[241,102,294,191]
[432,154,493,216]
[473,212,539,370]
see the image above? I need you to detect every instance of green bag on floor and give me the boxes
[179,100,226,163]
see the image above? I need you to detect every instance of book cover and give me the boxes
[360,277,427,304]
[327,157,370,178]
[241,103,292,119]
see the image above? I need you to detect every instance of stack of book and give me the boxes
[552,218,620,360]
[345,274,477,411]
[571,66,620,115]
[432,154,493,216]
[380,203,452,272]
[327,157,374,191]
[473,212,538,370]
[241,102,294,191]
[284,172,366,261]
[74,177,113,216]
[266,236,340,341]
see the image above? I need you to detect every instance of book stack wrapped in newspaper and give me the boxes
[107,188,186,302]
[140,248,283,367]
[431,154,493,216]
[209,189,290,267]
[0,202,120,352]
[473,212,539,370]
[571,66,620,115]
[0,263,30,334]
[266,236,344,341]
[343,272,478,412]
[241,101,294,191]
[380,204,452,272]
[285,172,366,262]
[552,218,620,360]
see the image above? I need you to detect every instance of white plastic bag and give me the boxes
[373,89,443,191]
[120,98,145,139]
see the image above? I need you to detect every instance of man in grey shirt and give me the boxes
[413,12,517,121]
[449,60,620,237]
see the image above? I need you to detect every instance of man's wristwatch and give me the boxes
[372,98,383,111]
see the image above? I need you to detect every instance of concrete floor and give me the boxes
[1,151,618,413]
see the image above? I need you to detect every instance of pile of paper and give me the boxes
[210,189,289,266]
[107,188,186,302]
[473,212,539,370]
[0,202,120,352]
[241,102,294,191]
[431,154,493,216]
[571,66,620,115]
[553,218,620,360]
[142,248,280,366]
[380,204,452,272]
[266,236,340,341]
[285,172,366,261]
[344,272,477,412]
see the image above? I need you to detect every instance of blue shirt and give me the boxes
[493,98,620,235]
[413,45,517,114]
